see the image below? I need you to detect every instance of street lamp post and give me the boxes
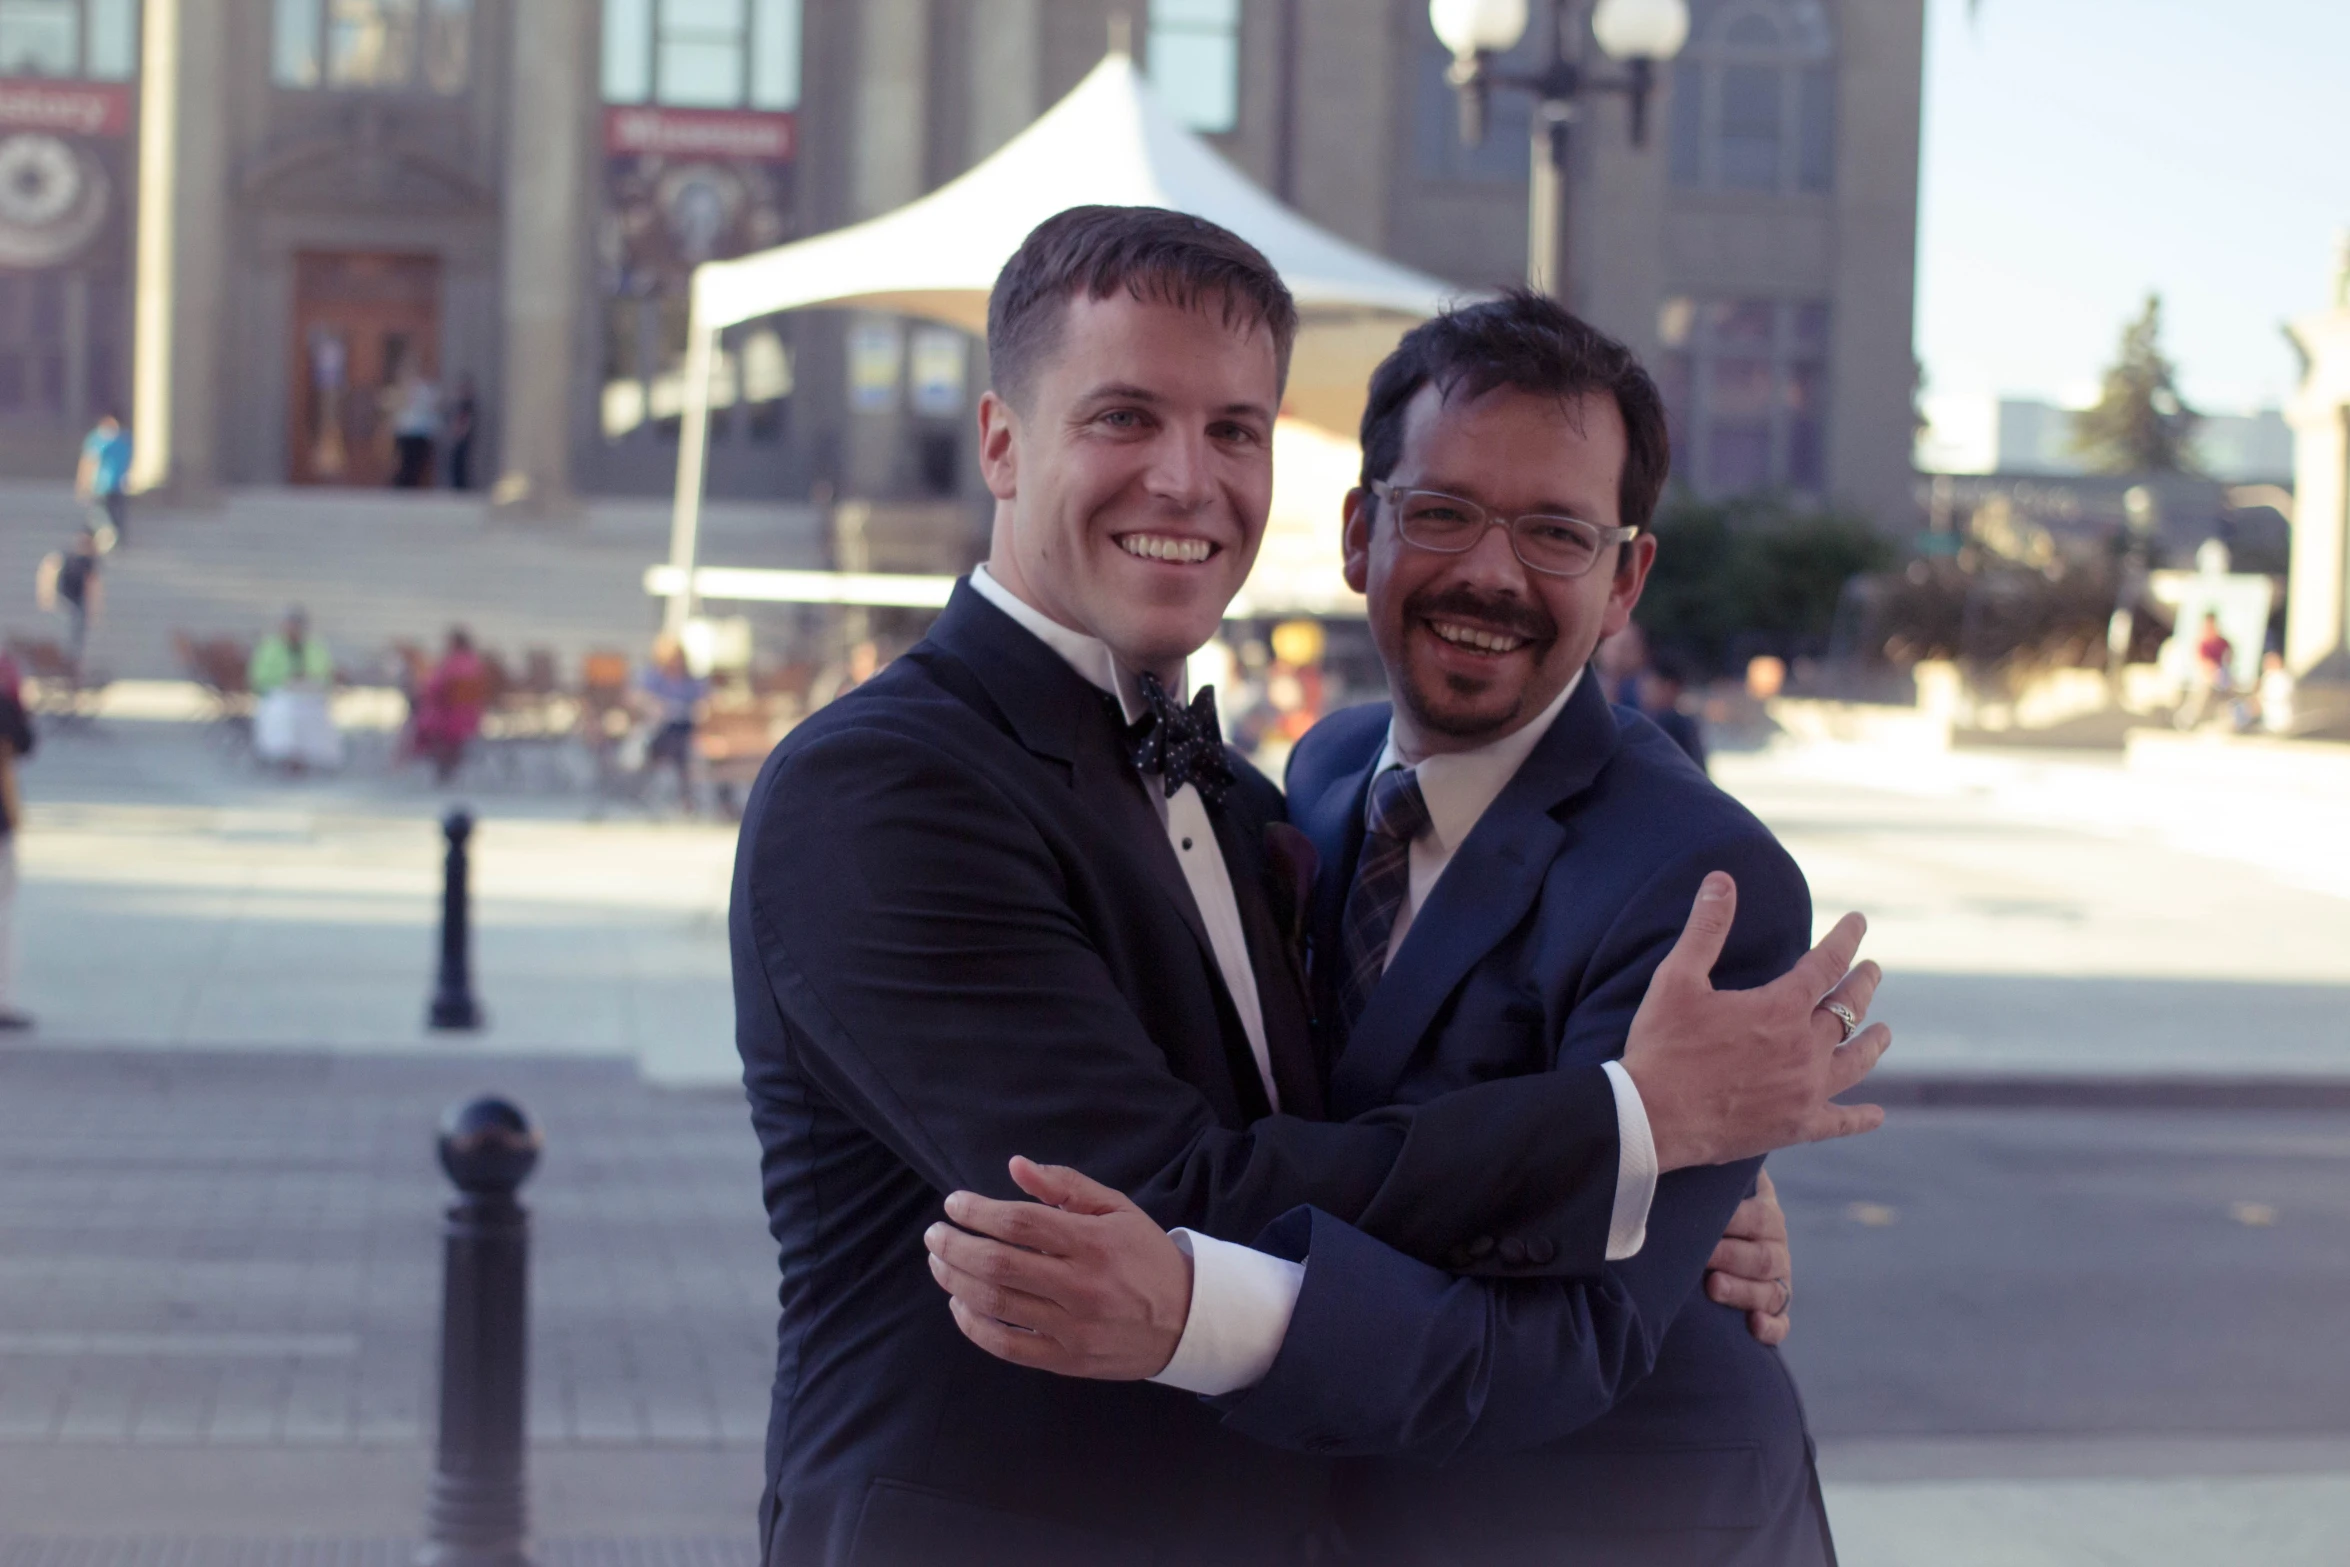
[1432,0,1690,301]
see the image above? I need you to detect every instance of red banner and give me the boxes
[0,79,132,139]
[603,106,796,164]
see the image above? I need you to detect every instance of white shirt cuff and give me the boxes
[1601,1059,1658,1261]
[1145,1228,1306,1396]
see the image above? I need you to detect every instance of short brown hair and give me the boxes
[986,205,1299,409]
[1359,289,1672,537]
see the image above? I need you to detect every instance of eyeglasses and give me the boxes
[1368,481,1640,579]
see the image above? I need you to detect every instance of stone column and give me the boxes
[844,0,930,500]
[968,0,1041,159]
[2284,247,2350,686]
[491,0,595,516]
[127,0,230,502]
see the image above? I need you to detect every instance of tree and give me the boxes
[1635,494,1895,674]
[2070,294,2201,474]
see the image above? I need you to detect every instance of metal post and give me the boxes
[429,809,483,1031]
[662,296,721,639]
[1527,0,1577,302]
[418,1096,542,1567]
[1528,103,1573,300]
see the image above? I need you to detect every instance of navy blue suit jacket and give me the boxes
[731,584,1634,1566]
[1220,678,1833,1566]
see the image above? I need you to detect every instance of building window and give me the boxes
[272,0,471,94]
[602,0,802,111]
[1147,0,1239,134]
[1658,296,1828,495]
[0,0,137,80]
[1667,0,1833,195]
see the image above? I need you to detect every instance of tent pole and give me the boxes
[663,299,721,639]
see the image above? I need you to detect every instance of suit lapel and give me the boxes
[1326,676,1624,1119]
[1298,737,1379,979]
[1213,804,1323,1120]
[927,581,1223,965]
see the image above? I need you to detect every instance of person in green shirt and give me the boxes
[249,608,342,771]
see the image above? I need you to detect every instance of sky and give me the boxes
[1915,0,2350,419]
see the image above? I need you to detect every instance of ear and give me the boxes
[1341,486,1374,595]
[977,391,1019,502]
[1599,533,1659,638]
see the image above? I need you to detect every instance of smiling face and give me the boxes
[977,290,1278,681]
[1344,381,1657,757]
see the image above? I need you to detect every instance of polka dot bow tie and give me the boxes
[1129,671,1236,809]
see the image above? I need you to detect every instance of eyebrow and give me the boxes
[1076,382,1277,423]
[1407,476,1603,518]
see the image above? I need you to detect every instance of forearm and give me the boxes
[1214,1159,1757,1463]
[751,730,1625,1277]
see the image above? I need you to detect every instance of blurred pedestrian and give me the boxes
[249,608,343,772]
[409,627,490,783]
[446,374,478,490]
[2177,612,2236,731]
[2259,650,2296,736]
[75,408,131,548]
[33,526,103,673]
[1638,649,1709,773]
[0,648,32,1031]
[391,371,441,489]
[1594,620,1649,704]
[636,633,708,813]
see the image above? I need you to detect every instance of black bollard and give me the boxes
[429,809,484,1031]
[418,1096,542,1567]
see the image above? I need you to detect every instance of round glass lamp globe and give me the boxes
[1591,0,1690,60]
[1429,0,1529,58]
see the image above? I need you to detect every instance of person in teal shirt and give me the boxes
[76,410,132,549]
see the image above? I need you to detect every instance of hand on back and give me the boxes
[925,1156,1193,1381]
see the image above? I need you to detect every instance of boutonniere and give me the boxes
[1262,822,1318,959]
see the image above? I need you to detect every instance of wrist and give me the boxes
[1624,1060,1705,1172]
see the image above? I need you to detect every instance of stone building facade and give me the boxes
[32,0,1919,524]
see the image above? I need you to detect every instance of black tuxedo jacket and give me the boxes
[730,583,1626,1567]
[1222,678,1835,1566]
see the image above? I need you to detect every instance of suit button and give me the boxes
[1467,1234,1495,1259]
[1528,1236,1557,1265]
[1498,1236,1529,1266]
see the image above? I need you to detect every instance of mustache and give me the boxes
[1404,584,1557,645]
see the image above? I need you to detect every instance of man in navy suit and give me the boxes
[926,291,1868,1563]
[735,209,1886,1565]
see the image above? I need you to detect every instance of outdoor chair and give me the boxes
[175,633,255,745]
[10,636,109,724]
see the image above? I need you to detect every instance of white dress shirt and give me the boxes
[1151,672,1661,1397]
[968,566,1278,1109]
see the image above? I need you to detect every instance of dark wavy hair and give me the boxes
[1358,288,1671,536]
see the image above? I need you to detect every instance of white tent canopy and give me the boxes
[661,50,1460,628]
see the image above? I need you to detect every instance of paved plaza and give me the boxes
[3,497,2347,1556]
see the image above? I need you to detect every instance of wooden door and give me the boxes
[289,252,441,486]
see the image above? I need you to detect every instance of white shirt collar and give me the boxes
[969,563,1179,725]
[1369,671,1583,855]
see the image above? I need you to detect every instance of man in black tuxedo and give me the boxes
[733,209,1887,1566]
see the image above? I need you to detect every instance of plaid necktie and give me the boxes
[1337,766,1430,1031]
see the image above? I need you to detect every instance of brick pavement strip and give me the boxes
[0,1546,757,1566]
[0,1046,774,1537]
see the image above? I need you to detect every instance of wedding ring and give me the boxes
[1821,1000,1860,1043]
[1773,1276,1793,1315]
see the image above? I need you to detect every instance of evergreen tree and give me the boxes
[2070,294,2201,474]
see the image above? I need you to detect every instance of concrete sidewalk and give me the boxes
[10,718,2348,1094]
[1716,741,2350,1084]
[11,718,740,1087]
